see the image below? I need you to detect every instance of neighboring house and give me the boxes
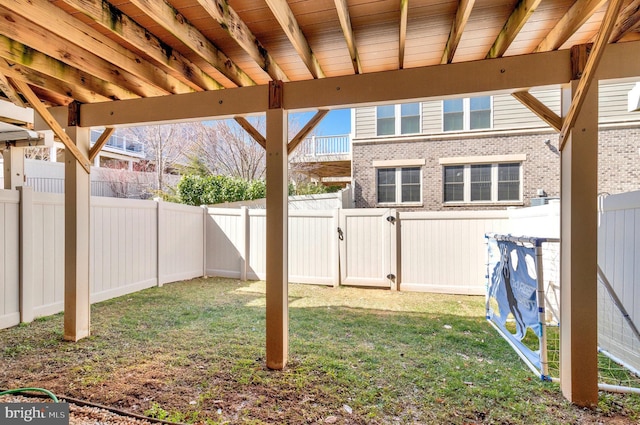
[351,81,640,210]
[45,128,146,170]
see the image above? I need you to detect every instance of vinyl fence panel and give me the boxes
[158,201,205,285]
[399,211,509,295]
[91,197,158,302]
[206,207,247,279]
[288,210,339,286]
[597,191,640,373]
[0,190,19,328]
[31,192,65,317]
[248,210,267,280]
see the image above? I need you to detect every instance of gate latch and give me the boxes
[386,274,396,280]
[386,216,396,223]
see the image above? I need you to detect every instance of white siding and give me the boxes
[0,190,19,328]
[353,82,636,139]
[494,89,560,130]
[354,107,376,138]
[421,101,441,134]
[599,82,638,123]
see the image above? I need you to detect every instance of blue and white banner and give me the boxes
[487,238,541,370]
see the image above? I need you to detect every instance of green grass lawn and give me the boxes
[1,277,639,424]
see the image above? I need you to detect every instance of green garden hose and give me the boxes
[0,387,59,403]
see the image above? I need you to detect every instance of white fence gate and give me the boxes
[339,208,396,288]
[205,207,515,293]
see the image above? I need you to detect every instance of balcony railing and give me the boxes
[297,134,351,158]
[91,129,145,157]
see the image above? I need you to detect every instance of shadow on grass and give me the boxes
[1,277,639,424]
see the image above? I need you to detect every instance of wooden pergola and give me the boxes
[1,0,640,407]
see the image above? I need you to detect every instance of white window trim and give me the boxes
[439,154,526,165]
[442,96,493,132]
[373,158,426,167]
[376,166,423,206]
[443,162,523,205]
[376,103,422,136]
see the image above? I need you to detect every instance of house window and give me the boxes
[376,103,421,136]
[443,162,521,203]
[443,96,492,131]
[377,167,421,204]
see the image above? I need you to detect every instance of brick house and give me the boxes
[351,81,640,210]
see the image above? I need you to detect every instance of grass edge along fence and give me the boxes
[485,233,640,395]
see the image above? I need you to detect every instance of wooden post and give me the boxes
[63,125,91,341]
[265,81,288,370]
[559,79,599,405]
[3,146,26,190]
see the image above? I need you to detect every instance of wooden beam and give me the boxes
[1,0,193,95]
[486,0,542,58]
[194,0,288,81]
[30,85,74,107]
[11,78,91,173]
[0,59,114,105]
[399,0,408,69]
[127,0,254,87]
[0,35,139,102]
[0,73,24,107]
[0,6,167,98]
[441,0,476,64]
[234,117,266,149]
[559,0,625,150]
[609,0,640,43]
[60,0,223,91]
[534,0,607,52]
[265,0,326,79]
[512,91,562,132]
[88,127,116,162]
[287,110,329,154]
[334,0,362,74]
[69,40,640,128]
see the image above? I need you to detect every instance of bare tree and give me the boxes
[123,124,195,193]
[186,119,267,180]
[24,146,51,161]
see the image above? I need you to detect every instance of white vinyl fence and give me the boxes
[0,188,206,329]
[2,186,637,338]
[206,207,519,294]
[597,190,640,373]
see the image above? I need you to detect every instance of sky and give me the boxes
[293,108,351,136]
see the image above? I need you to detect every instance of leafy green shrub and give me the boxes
[177,174,267,206]
[291,182,342,195]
